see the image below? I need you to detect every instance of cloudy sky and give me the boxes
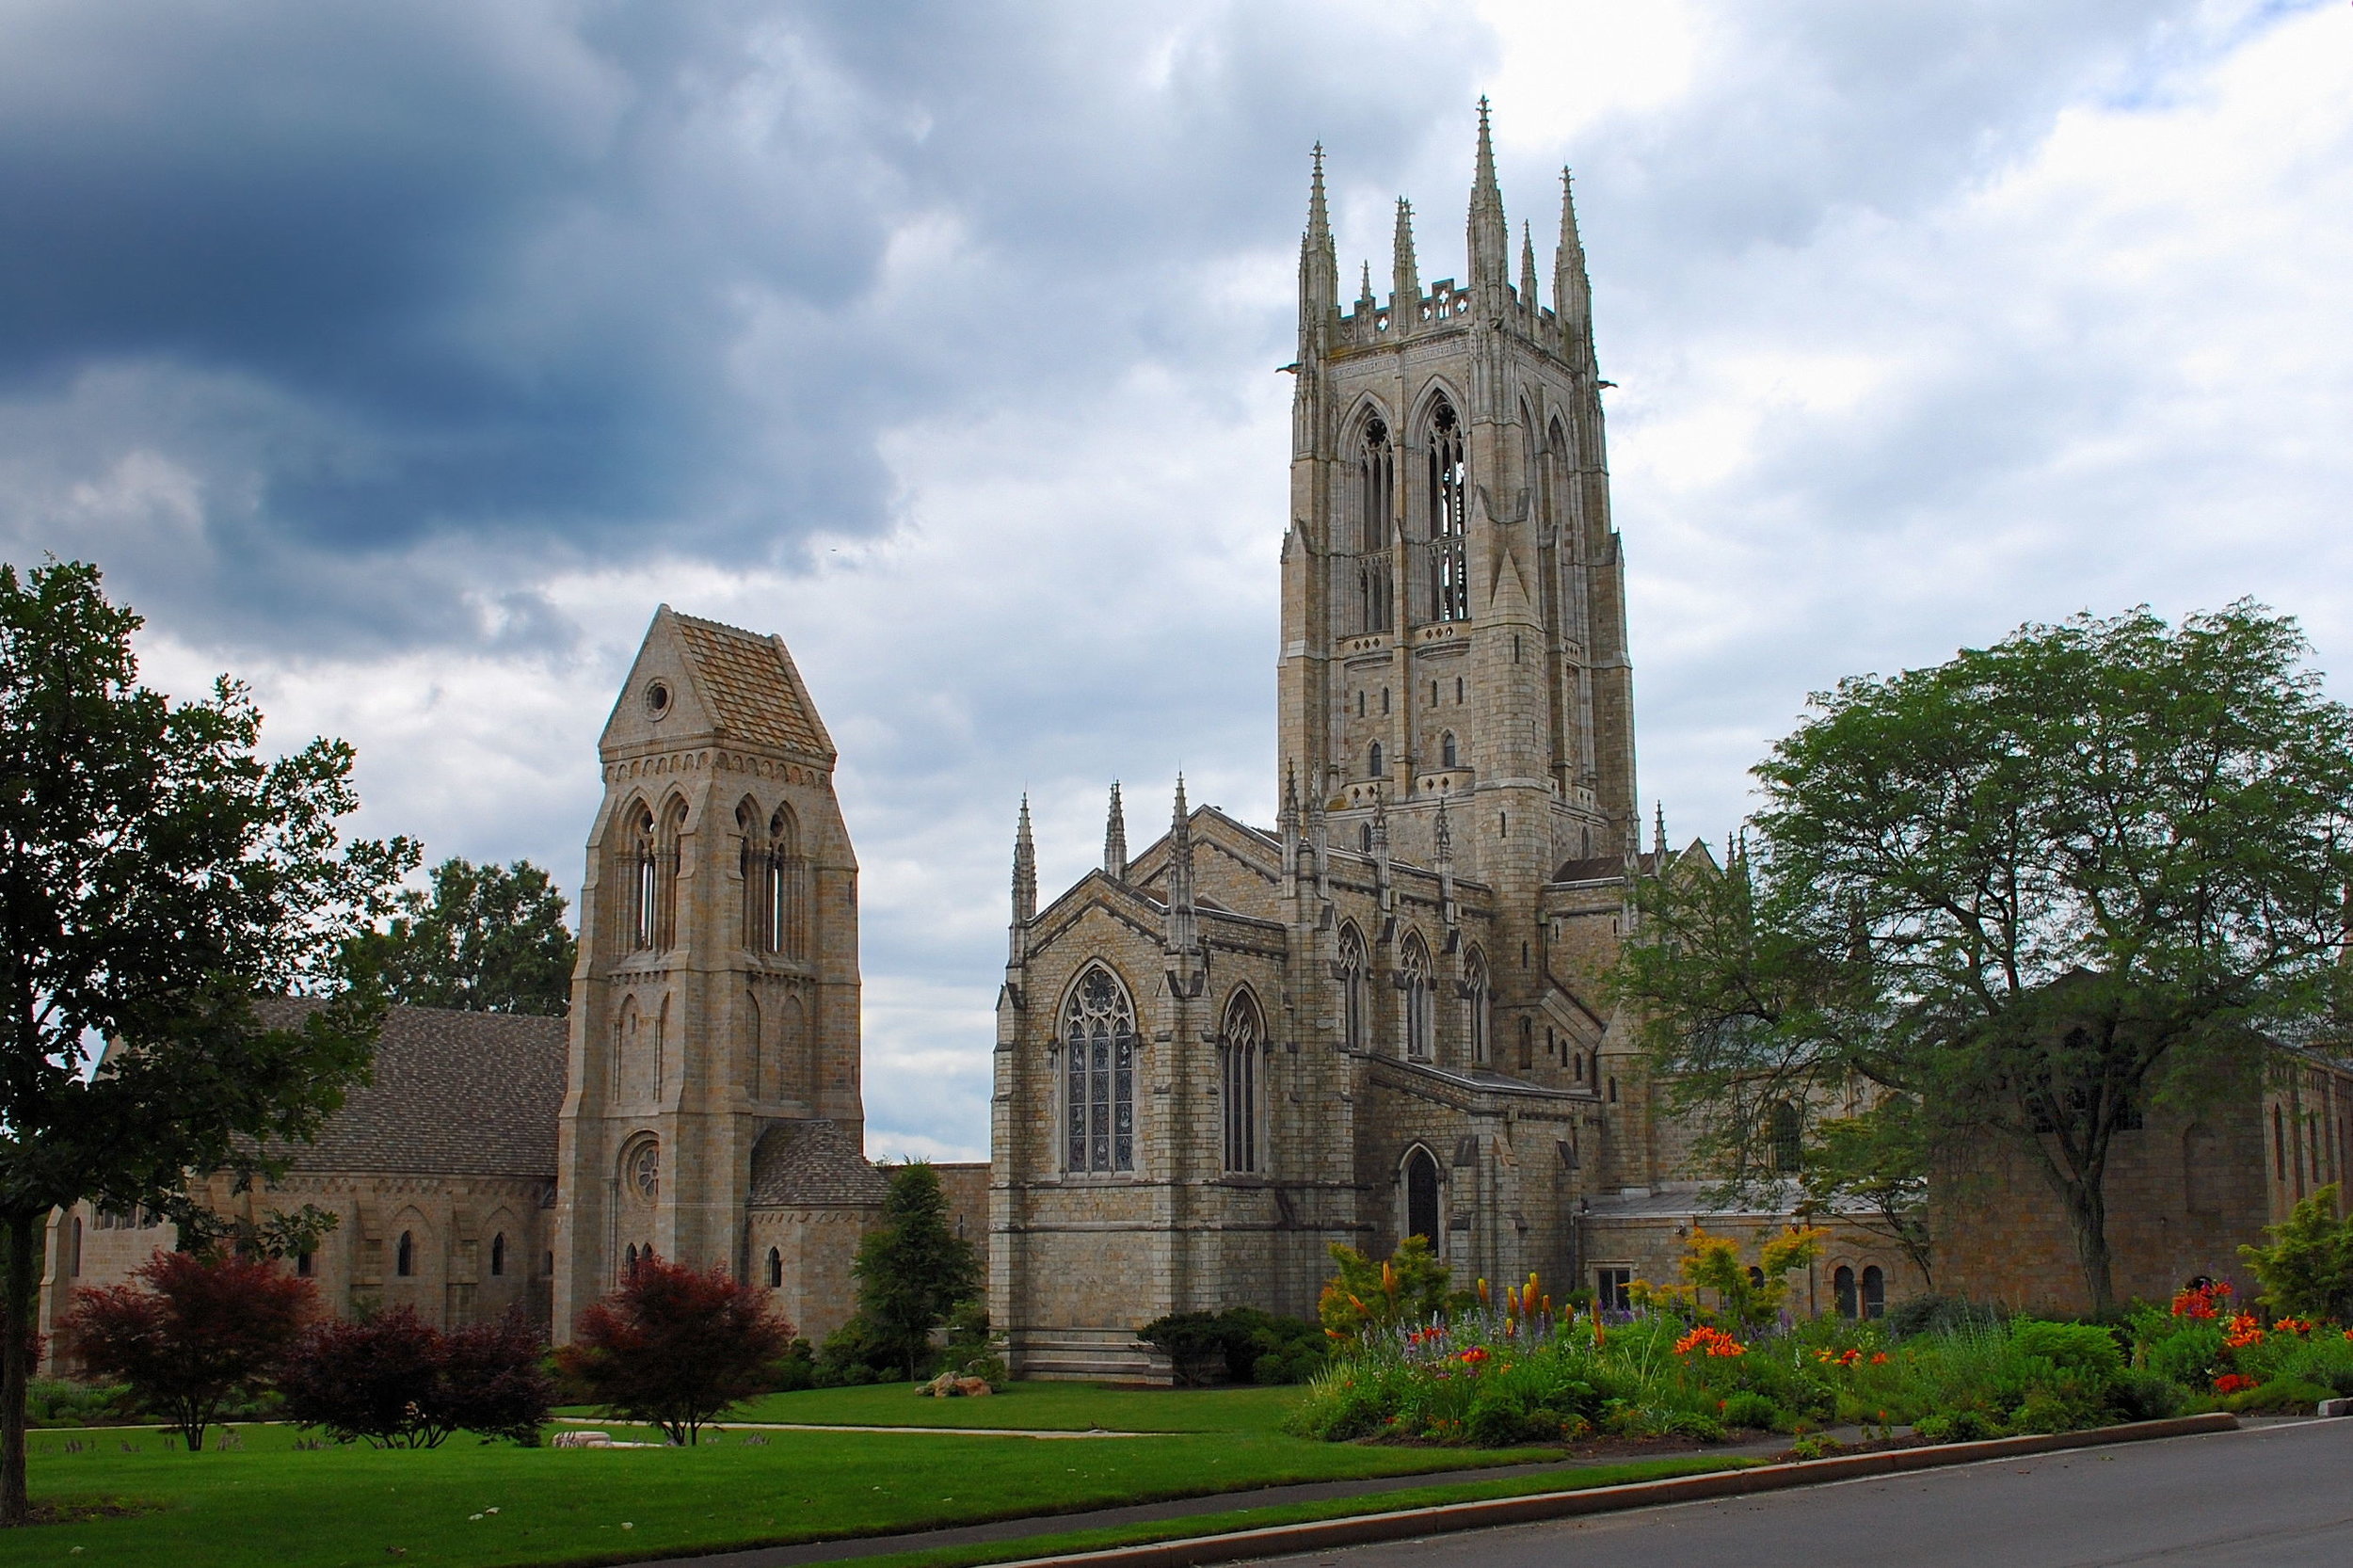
[6,0,2350,1160]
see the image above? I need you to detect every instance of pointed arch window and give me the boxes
[489,1233,507,1277]
[395,1231,415,1278]
[742,804,807,958]
[1357,417,1394,632]
[1403,1145,1441,1249]
[1441,731,1458,769]
[1769,1102,1803,1174]
[1428,400,1468,622]
[1462,948,1490,1065]
[656,798,689,948]
[628,804,659,950]
[1221,991,1264,1174]
[766,1247,783,1288]
[1338,925,1369,1052]
[1369,743,1385,778]
[623,1243,640,1282]
[1401,935,1433,1060]
[1063,967,1136,1174]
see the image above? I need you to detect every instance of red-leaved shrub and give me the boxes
[556,1256,791,1444]
[64,1249,314,1451]
[278,1304,551,1448]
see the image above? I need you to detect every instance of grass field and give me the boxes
[0,1384,1736,1568]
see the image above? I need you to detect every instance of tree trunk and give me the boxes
[2061,1178,2116,1318]
[1,1208,40,1525]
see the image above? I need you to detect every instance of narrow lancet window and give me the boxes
[1222,991,1263,1174]
[1428,401,1468,622]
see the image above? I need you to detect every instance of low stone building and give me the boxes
[41,1002,566,1347]
[1934,1045,2353,1314]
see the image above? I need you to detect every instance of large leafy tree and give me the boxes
[852,1162,981,1380]
[1610,604,2353,1315]
[342,856,576,1016]
[0,560,413,1521]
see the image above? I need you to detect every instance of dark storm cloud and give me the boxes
[0,0,1478,655]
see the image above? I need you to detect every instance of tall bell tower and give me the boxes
[1275,103,1637,890]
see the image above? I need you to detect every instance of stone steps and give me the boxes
[1010,1327,1174,1385]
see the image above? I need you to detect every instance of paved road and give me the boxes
[1261,1419,2353,1568]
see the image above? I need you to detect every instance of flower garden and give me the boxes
[1287,1224,2353,1449]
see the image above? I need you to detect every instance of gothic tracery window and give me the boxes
[1338,924,1369,1052]
[1427,400,1468,623]
[741,803,807,958]
[1063,966,1136,1174]
[1401,934,1433,1060]
[1221,990,1263,1174]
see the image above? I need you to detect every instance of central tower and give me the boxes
[1276,103,1636,899]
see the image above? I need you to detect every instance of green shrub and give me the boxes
[1914,1409,2004,1443]
[2239,1183,2353,1321]
[2111,1370,2186,1422]
[1886,1294,2005,1339]
[2007,1320,2124,1382]
[1719,1390,1781,1431]
[24,1379,136,1428]
[1139,1306,1325,1386]
[2142,1322,2225,1389]
[2218,1376,2332,1415]
[765,1338,817,1394]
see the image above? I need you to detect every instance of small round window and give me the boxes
[644,680,672,720]
[629,1142,658,1202]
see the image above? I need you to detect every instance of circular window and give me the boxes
[628,1142,659,1202]
[644,680,672,720]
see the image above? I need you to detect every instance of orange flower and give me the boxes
[2223,1312,2265,1351]
[1870,1352,1890,1365]
[1673,1325,1747,1358]
[2213,1373,2257,1395]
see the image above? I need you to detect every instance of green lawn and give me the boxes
[719,1380,1305,1432]
[4,1384,1695,1568]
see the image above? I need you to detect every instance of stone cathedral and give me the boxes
[989,109,1673,1379]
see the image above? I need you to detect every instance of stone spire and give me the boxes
[1554,168,1592,347]
[1010,794,1036,960]
[1103,781,1128,882]
[1391,197,1419,318]
[1164,776,1198,956]
[1357,258,1376,312]
[1653,801,1667,858]
[1468,98,1509,297]
[1519,220,1539,311]
[1298,143,1338,352]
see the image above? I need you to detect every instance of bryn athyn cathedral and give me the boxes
[988,106,1686,1378]
[43,109,1931,1371]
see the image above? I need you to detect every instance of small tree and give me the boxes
[278,1304,550,1448]
[557,1256,791,1444]
[341,857,577,1017]
[63,1250,314,1450]
[851,1163,981,1380]
[1317,1238,1453,1343]
[1639,1224,1825,1329]
[2240,1183,2353,1322]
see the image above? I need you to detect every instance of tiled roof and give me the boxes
[747,1119,888,1208]
[672,613,827,757]
[251,1000,566,1180]
[1551,854,1632,884]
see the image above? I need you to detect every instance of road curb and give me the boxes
[989,1414,2241,1568]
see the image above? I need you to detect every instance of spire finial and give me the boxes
[1519,220,1539,310]
[1391,196,1420,323]
[1298,144,1338,347]
[1469,99,1507,286]
[1305,142,1330,243]
[1358,258,1374,306]
[1165,776,1198,955]
[1010,793,1038,950]
[1554,166,1591,343]
[1104,781,1128,882]
[1653,801,1667,857]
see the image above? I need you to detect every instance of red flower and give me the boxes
[2213,1373,2258,1395]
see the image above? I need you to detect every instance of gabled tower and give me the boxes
[553,606,864,1334]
